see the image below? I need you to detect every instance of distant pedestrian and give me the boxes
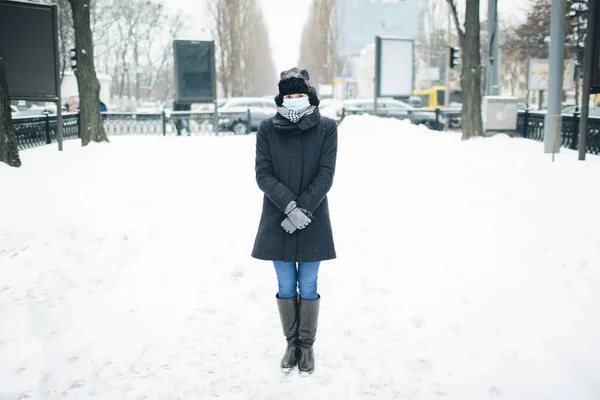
[173,100,191,136]
[252,67,338,375]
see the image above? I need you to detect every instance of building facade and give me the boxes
[334,0,424,99]
[337,0,424,58]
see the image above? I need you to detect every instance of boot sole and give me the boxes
[281,365,296,374]
[298,369,314,376]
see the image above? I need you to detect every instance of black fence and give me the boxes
[13,112,80,150]
[12,110,252,150]
[516,110,600,155]
[23,108,599,154]
[341,107,462,131]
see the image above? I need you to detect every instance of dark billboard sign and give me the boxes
[173,40,216,103]
[0,0,59,100]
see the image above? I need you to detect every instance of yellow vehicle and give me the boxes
[412,86,462,109]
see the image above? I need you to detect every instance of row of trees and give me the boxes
[298,0,339,88]
[0,0,111,168]
[205,0,277,97]
[402,0,590,139]
[299,0,483,139]
[55,0,184,104]
[501,0,589,105]
[1,0,279,167]
[58,0,279,103]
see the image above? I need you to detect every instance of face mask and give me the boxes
[283,96,310,111]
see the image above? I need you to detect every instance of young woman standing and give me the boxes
[252,68,338,375]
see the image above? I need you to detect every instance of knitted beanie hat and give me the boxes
[275,67,320,107]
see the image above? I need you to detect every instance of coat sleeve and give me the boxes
[255,121,298,213]
[297,121,338,214]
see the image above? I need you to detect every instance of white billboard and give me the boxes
[377,37,414,97]
[527,59,576,91]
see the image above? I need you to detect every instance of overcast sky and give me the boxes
[168,0,529,76]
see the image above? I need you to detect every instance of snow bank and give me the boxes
[1,118,600,399]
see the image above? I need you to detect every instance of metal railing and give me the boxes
[13,112,80,150]
[516,110,600,155]
[13,110,252,150]
[103,110,250,136]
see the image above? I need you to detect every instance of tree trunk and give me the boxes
[134,43,140,102]
[0,55,21,167]
[459,0,483,140]
[68,0,108,146]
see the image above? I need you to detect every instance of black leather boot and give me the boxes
[297,295,320,375]
[276,294,299,373]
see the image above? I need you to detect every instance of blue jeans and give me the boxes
[273,261,320,300]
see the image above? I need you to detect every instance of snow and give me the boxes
[2,115,600,399]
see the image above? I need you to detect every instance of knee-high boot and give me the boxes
[297,295,320,375]
[276,294,299,372]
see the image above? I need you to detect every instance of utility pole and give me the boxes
[543,0,567,154]
[444,3,451,110]
[578,0,598,160]
[486,0,500,95]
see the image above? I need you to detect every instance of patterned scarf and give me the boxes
[277,105,317,124]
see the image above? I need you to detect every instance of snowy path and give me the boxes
[2,116,600,399]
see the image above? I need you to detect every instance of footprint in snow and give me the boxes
[488,385,504,398]
[410,317,426,328]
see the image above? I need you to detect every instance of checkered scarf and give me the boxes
[277,105,317,124]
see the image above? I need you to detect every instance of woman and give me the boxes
[252,68,338,375]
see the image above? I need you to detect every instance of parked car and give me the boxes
[190,100,227,112]
[562,105,600,117]
[218,97,277,134]
[135,102,162,114]
[16,104,57,117]
[342,98,440,129]
[319,99,344,124]
[445,102,462,128]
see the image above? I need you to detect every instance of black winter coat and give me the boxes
[252,110,338,262]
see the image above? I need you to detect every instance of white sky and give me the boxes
[167,0,528,75]
[258,0,313,73]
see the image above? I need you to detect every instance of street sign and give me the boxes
[527,58,575,91]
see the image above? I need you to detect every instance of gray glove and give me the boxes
[287,207,312,229]
[281,217,298,234]
[281,201,312,233]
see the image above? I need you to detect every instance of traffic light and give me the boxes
[449,46,460,69]
[70,47,77,70]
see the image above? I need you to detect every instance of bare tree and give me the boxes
[298,0,339,87]
[418,0,462,89]
[55,0,74,85]
[68,0,108,145]
[0,54,21,167]
[207,0,277,97]
[143,14,183,99]
[447,0,483,139]
[500,20,524,97]
[242,2,277,95]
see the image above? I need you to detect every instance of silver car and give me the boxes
[219,97,277,132]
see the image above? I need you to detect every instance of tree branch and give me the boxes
[446,0,465,43]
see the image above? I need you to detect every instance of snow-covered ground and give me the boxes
[2,116,600,399]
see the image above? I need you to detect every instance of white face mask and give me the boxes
[283,96,310,111]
